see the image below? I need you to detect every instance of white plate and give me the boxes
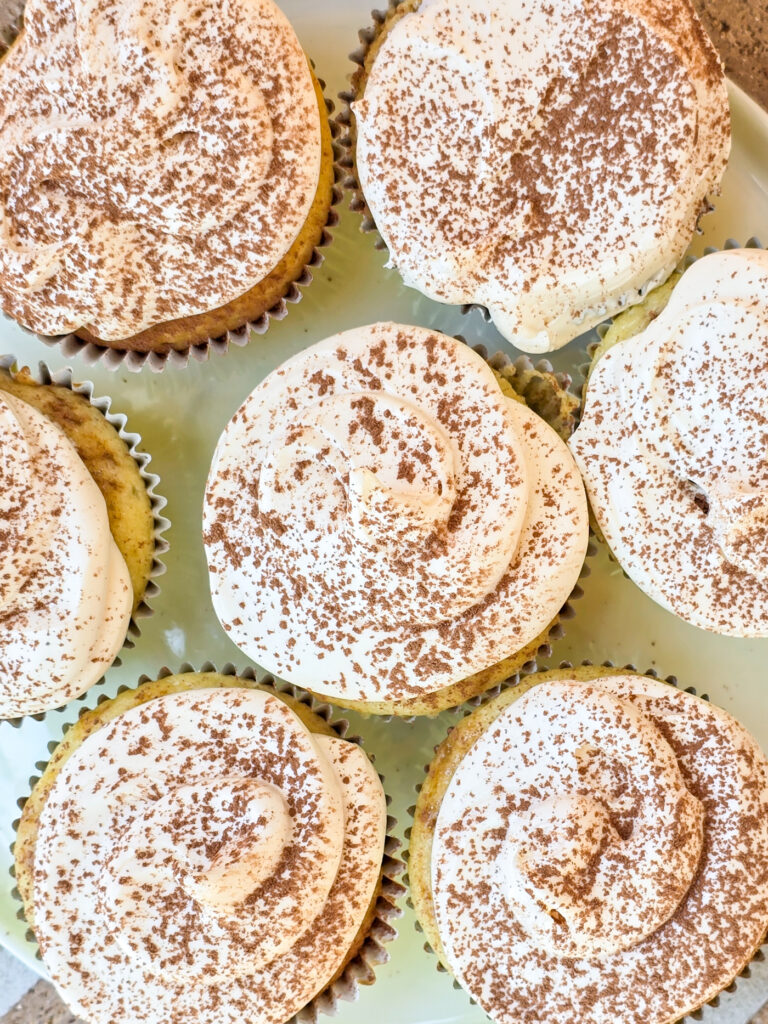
[1,4,768,1022]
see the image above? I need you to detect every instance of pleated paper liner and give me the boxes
[9,663,406,1024]
[336,0,719,344]
[0,0,343,372]
[0,355,170,728]
[403,659,768,1023]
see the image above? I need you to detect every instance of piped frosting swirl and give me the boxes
[0,390,131,717]
[203,324,588,704]
[353,0,730,352]
[571,248,768,637]
[32,686,387,1024]
[432,675,768,1024]
[0,0,321,340]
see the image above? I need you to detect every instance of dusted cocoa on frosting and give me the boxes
[203,324,589,704]
[571,248,768,637]
[353,0,730,353]
[0,0,321,341]
[32,687,386,1024]
[0,390,131,718]
[432,675,768,1024]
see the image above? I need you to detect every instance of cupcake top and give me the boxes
[432,674,768,1024]
[353,0,730,353]
[0,390,131,717]
[203,323,588,705]
[32,687,386,1024]
[571,248,768,637]
[0,0,321,340]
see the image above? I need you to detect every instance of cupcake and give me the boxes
[0,0,336,365]
[342,0,730,353]
[0,361,166,718]
[14,671,401,1024]
[203,323,589,716]
[410,666,768,1024]
[571,246,768,637]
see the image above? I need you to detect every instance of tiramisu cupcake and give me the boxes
[0,0,336,363]
[410,666,768,1024]
[342,0,730,353]
[0,363,164,719]
[571,247,768,637]
[14,671,399,1024]
[203,323,589,716]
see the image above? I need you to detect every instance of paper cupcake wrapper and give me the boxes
[8,663,406,1024]
[337,4,718,341]
[0,355,170,726]
[337,0,412,252]
[0,2,343,372]
[404,659,768,1020]
[577,236,765,562]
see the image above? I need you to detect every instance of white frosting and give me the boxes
[203,324,588,704]
[432,675,768,1024]
[0,0,321,340]
[571,248,768,637]
[0,391,132,718]
[354,0,730,352]
[33,687,387,1024]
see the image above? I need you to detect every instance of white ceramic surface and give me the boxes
[0,4,767,1021]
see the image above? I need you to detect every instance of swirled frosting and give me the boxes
[571,248,768,637]
[432,674,768,1024]
[32,687,386,1024]
[0,0,321,340]
[353,0,730,353]
[0,390,131,717]
[203,324,588,704]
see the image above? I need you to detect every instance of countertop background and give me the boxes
[1,1,767,1022]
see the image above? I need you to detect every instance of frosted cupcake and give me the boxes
[571,247,768,637]
[410,666,768,1024]
[0,0,335,361]
[204,323,589,716]
[0,364,164,718]
[14,671,398,1024]
[343,0,730,352]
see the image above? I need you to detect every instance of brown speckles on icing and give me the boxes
[202,324,589,703]
[354,0,730,352]
[433,675,768,1024]
[571,248,768,637]
[0,392,131,717]
[32,688,387,1024]
[0,0,320,340]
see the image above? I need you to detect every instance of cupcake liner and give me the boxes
[0,3,343,373]
[337,5,719,342]
[9,662,406,1024]
[404,660,768,1022]
[468,340,580,442]
[576,236,765,559]
[0,355,170,726]
[337,0,410,253]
